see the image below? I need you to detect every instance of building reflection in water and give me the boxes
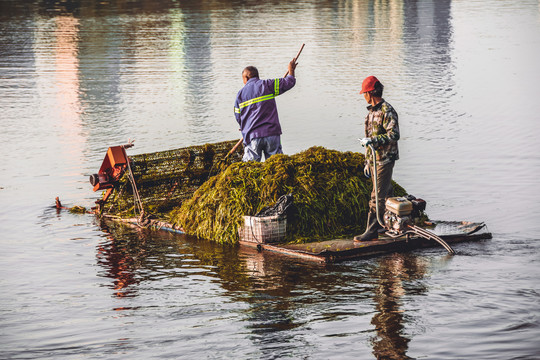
[52,15,82,127]
[32,12,87,168]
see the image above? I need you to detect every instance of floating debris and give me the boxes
[55,196,87,214]
[69,205,87,214]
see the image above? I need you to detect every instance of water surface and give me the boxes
[1,0,539,359]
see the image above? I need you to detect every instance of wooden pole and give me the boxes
[225,138,244,159]
[284,43,305,77]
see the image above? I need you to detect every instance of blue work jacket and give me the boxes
[234,75,296,145]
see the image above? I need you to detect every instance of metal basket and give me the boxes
[239,215,287,244]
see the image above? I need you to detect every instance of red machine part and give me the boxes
[90,146,129,204]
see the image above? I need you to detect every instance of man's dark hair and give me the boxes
[243,66,259,79]
[369,81,384,97]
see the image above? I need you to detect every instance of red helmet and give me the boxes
[360,76,379,94]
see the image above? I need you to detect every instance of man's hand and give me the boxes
[359,137,372,147]
[287,58,298,77]
[363,164,371,178]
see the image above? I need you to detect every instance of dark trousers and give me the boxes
[369,161,395,216]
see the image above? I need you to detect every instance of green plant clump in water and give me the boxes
[169,146,407,244]
[69,205,87,214]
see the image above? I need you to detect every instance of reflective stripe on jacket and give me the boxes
[234,75,296,144]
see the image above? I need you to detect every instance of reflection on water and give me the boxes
[1,0,540,359]
[98,221,433,359]
[96,224,142,298]
[1,0,461,157]
[370,254,428,360]
[98,221,245,294]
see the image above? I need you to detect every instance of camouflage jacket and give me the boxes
[364,99,400,165]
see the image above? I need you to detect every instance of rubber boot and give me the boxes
[354,211,382,242]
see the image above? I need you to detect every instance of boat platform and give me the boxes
[240,221,491,263]
[99,215,491,264]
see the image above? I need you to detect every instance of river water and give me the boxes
[1,0,539,359]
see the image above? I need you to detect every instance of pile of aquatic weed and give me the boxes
[170,146,407,244]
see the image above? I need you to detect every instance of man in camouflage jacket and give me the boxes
[355,76,400,242]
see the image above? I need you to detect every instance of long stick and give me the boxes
[207,138,243,178]
[284,43,305,77]
[225,138,244,159]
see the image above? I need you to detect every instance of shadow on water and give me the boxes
[97,220,431,359]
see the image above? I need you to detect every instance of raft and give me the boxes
[239,221,491,263]
[100,218,491,264]
[87,139,491,261]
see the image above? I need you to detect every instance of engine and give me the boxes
[383,195,426,235]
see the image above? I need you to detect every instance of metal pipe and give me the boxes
[408,224,455,255]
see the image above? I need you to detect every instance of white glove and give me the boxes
[359,137,372,147]
[363,164,371,178]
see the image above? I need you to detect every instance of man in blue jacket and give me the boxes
[234,59,297,161]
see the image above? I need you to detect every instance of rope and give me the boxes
[123,146,145,224]
[367,143,386,227]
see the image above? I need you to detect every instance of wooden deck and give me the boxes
[240,222,492,263]
[101,215,491,264]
